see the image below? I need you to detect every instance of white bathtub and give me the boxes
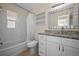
[0,41,27,56]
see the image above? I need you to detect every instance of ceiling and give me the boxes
[16,3,63,14]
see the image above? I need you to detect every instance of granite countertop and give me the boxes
[38,33,79,40]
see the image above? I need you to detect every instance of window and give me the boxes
[7,10,17,28]
[58,15,70,27]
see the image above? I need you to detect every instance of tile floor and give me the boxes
[18,49,38,56]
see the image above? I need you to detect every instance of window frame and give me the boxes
[7,10,17,28]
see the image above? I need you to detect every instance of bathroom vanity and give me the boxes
[38,33,79,56]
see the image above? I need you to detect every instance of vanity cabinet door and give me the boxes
[62,38,79,56]
[39,40,46,56]
[47,41,61,56]
[62,45,79,56]
[46,36,62,56]
[38,35,46,56]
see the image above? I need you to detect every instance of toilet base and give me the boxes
[30,46,38,55]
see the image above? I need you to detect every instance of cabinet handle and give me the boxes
[59,45,60,51]
[62,46,64,52]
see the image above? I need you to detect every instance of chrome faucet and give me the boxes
[61,27,64,34]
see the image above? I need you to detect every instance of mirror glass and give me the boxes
[58,14,70,27]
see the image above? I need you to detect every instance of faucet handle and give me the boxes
[0,42,3,45]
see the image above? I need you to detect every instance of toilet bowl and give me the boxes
[27,40,38,55]
[27,40,38,47]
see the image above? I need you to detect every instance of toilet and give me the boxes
[27,40,38,55]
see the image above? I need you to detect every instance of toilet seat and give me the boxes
[27,40,38,48]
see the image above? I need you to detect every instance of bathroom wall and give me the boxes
[47,4,79,29]
[35,4,79,33]
[35,25,45,33]
[35,12,46,33]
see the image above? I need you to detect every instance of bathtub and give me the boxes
[0,41,27,56]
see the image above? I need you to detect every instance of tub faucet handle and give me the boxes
[0,42,3,45]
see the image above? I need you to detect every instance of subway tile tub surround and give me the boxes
[0,3,28,56]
